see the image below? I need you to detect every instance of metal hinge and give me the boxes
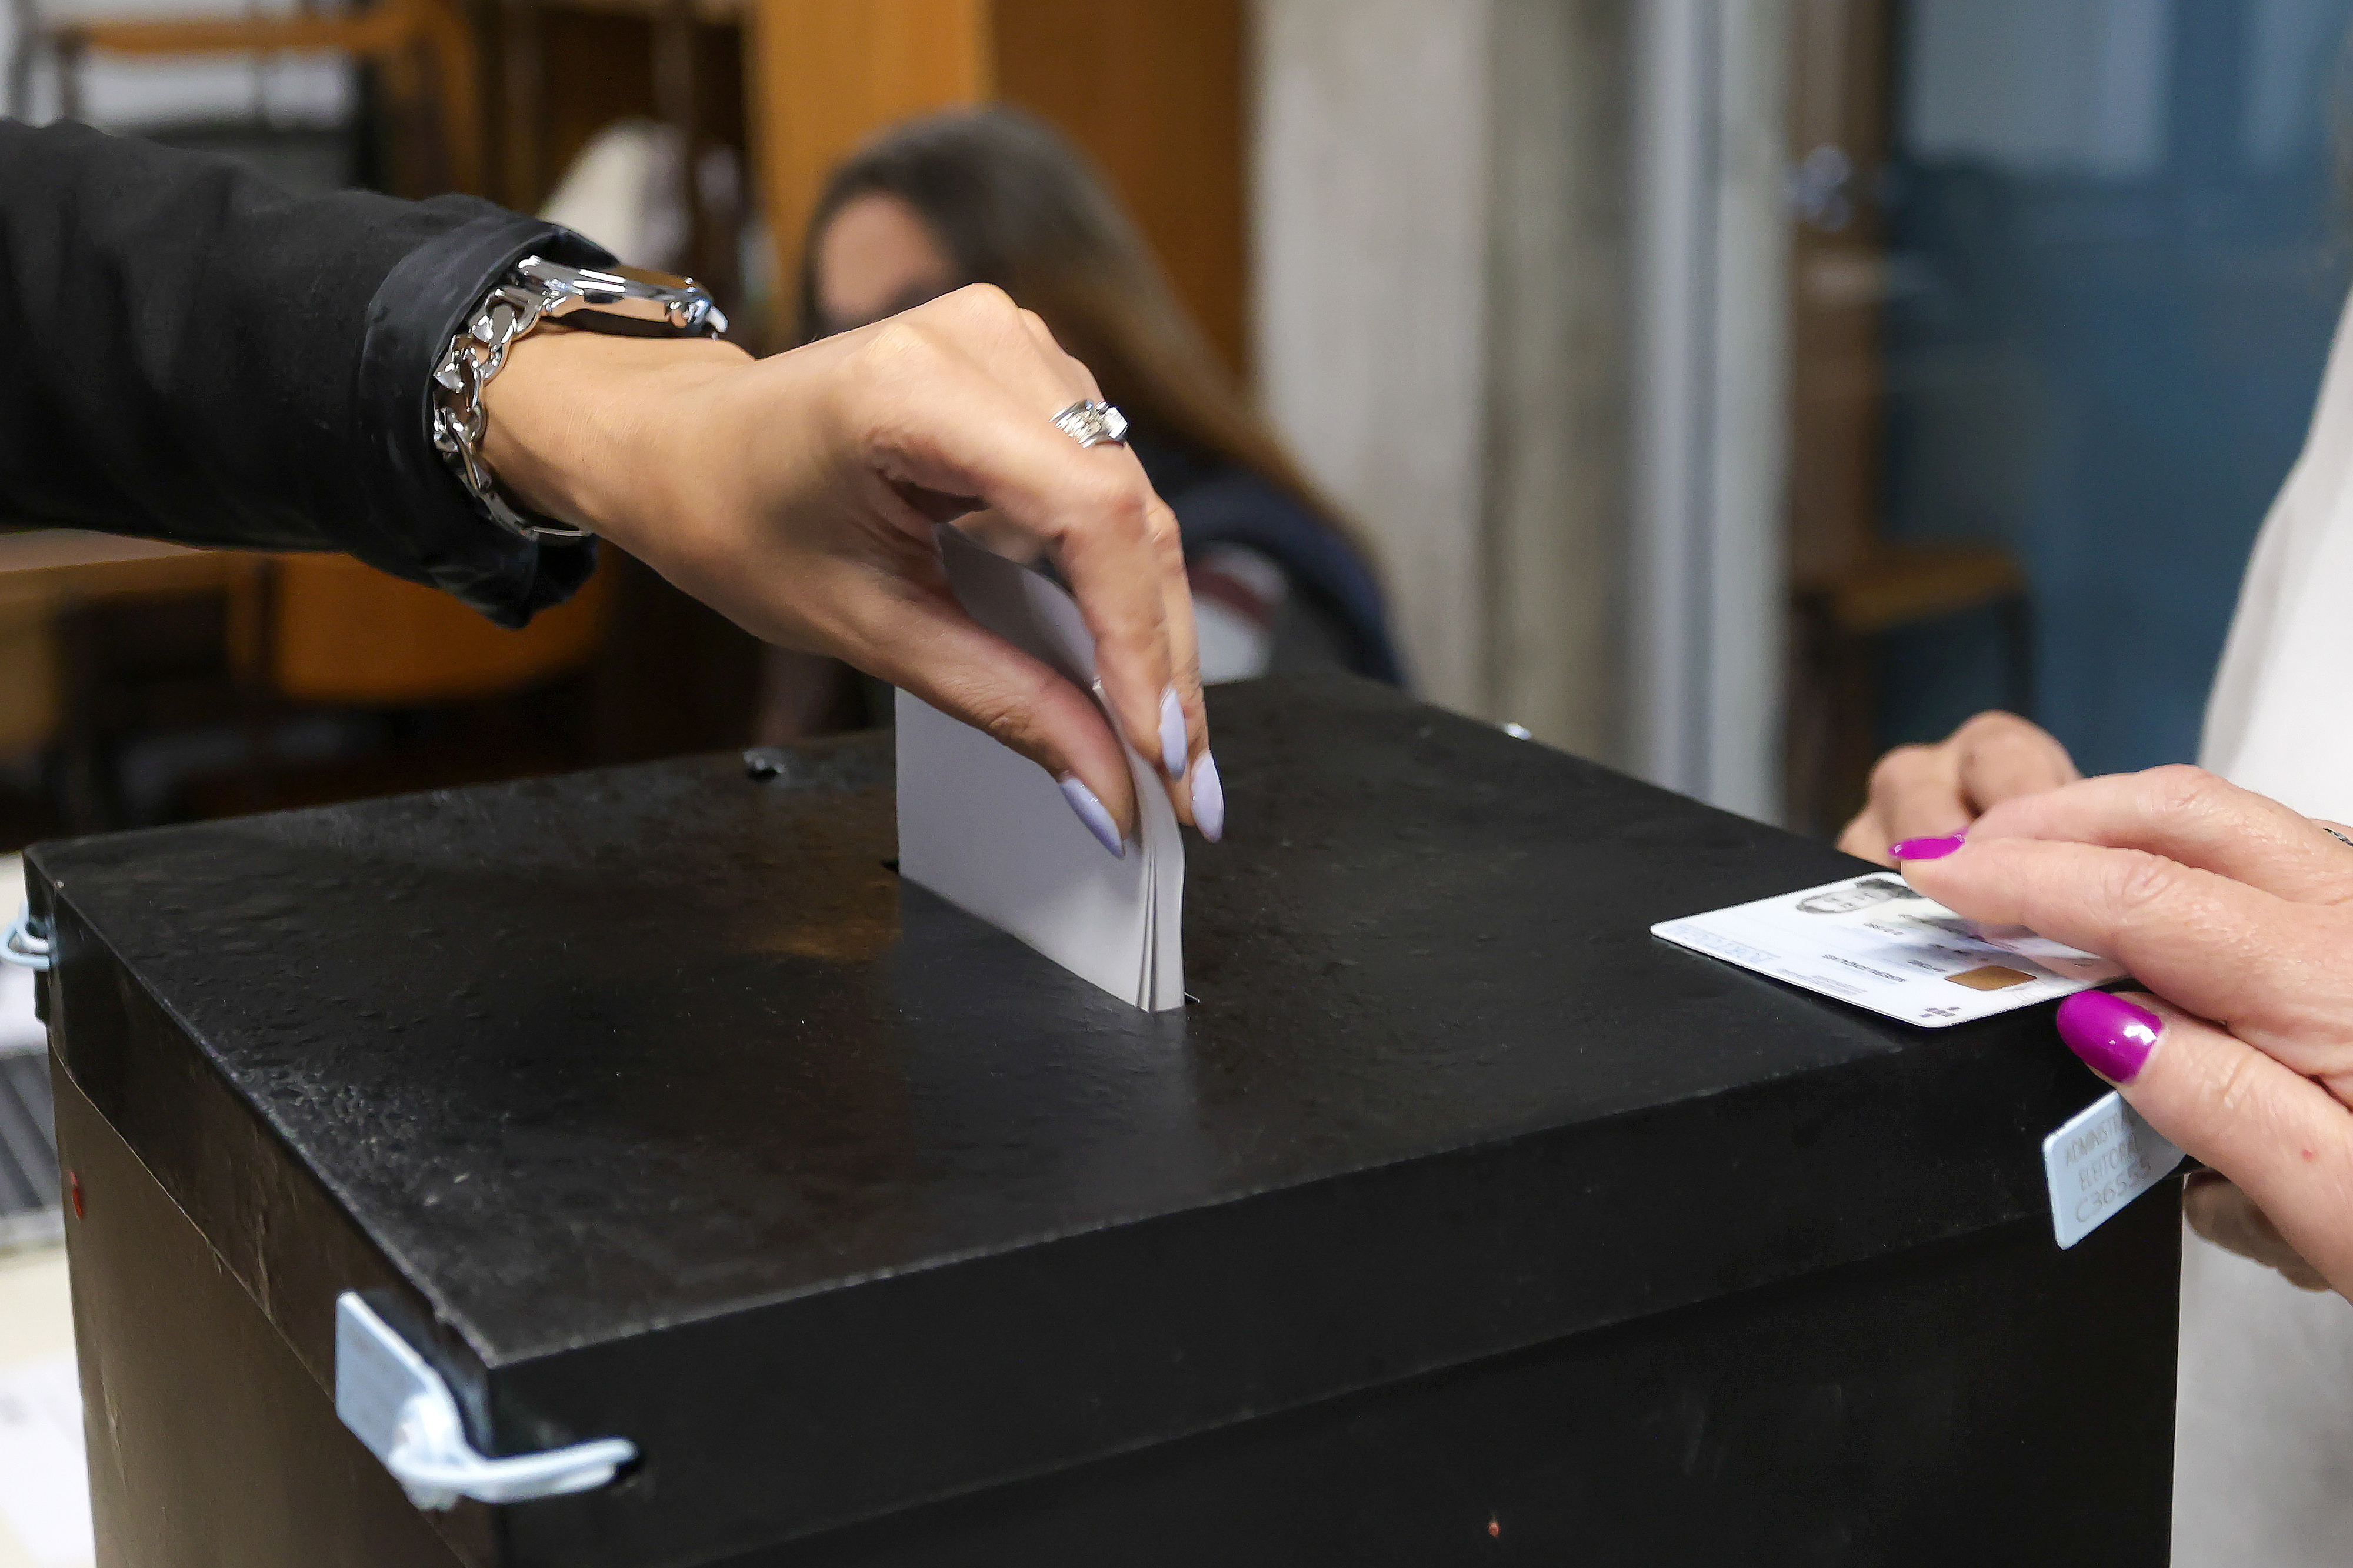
[334,1293,637,1511]
[4,903,51,971]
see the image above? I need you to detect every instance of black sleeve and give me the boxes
[0,118,616,626]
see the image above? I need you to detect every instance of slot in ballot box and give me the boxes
[31,676,2177,1567]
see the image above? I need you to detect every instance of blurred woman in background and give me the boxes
[761,106,1401,740]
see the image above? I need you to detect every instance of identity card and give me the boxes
[1651,872,2123,1029]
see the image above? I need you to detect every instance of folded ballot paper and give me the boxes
[896,528,1185,1011]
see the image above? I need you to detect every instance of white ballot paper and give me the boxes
[1652,872,2122,1028]
[896,528,1185,1011]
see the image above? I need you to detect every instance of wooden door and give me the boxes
[748,0,992,311]
[1786,0,1890,592]
[745,0,1247,373]
[992,0,1248,375]
[1784,0,1892,835]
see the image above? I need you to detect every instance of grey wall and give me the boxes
[1254,0,1499,718]
[1252,0,1637,759]
[1484,0,1634,763]
[1255,0,1792,812]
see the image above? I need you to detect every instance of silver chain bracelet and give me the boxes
[431,256,725,543]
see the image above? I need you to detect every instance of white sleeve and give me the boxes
[2198,284,2353,815]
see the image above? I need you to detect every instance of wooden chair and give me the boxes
[225,551,615,811]
[495,0,745,301]
[1782,0,2038,836]
[0,531,258,834]
[1787,541,2034,838]
[249,551,610,706]
[21,0,485,195]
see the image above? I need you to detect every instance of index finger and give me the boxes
[1000,303,1201,779]
[839,308,1184,772]
[1967,766,2353,907]
[1901,836,2353,1076]
[1007,310,1212,822]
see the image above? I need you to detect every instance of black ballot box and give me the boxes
[31,676,2177,1568]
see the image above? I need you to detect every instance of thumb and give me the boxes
[2057,990,2353,1295]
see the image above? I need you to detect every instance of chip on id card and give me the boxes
[1652,872,2124,1028]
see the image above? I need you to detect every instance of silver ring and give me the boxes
[1052,400,1130,449]
[2325,825,2353,850]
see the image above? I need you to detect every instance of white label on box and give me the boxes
[0,1352,93,1567]
[2044,1092,2184,1250]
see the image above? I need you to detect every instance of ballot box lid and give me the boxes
[32,676,2104,1567]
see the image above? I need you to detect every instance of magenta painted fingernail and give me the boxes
[1191,751,1224,842]
[1058,775,1125,858]
[1159,688,1188,779]
[1889,833,1967,860]
[2056,992,2162,1083]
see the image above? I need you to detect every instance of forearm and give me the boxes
[477,327,751,549]
[0,119,608,623]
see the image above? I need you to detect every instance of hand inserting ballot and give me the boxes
[476,283,1212,847]
[1892,767,2353,1299]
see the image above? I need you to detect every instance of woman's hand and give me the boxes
[2182,1170,2332,1290]
[1838,711,2081,865]
[479,283,1214,845]
[1892,766,2353,1296]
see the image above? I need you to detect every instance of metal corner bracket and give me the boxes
[334,1292,637,1511]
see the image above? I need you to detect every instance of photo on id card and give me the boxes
[1651,873,2124,1028]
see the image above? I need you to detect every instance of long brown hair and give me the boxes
[797,106,1367,561]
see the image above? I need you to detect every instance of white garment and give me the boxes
[2177,292,2353,1567]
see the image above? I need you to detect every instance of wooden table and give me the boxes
[0,532,247,760]
[0,530,240,602]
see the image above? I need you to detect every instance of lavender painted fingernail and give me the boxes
[1159,688,1188,780]
[1889,833,1967,861]
[1058,775,1125,858]
[1191,751,1225,843]
[2056,992,2162,1084]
